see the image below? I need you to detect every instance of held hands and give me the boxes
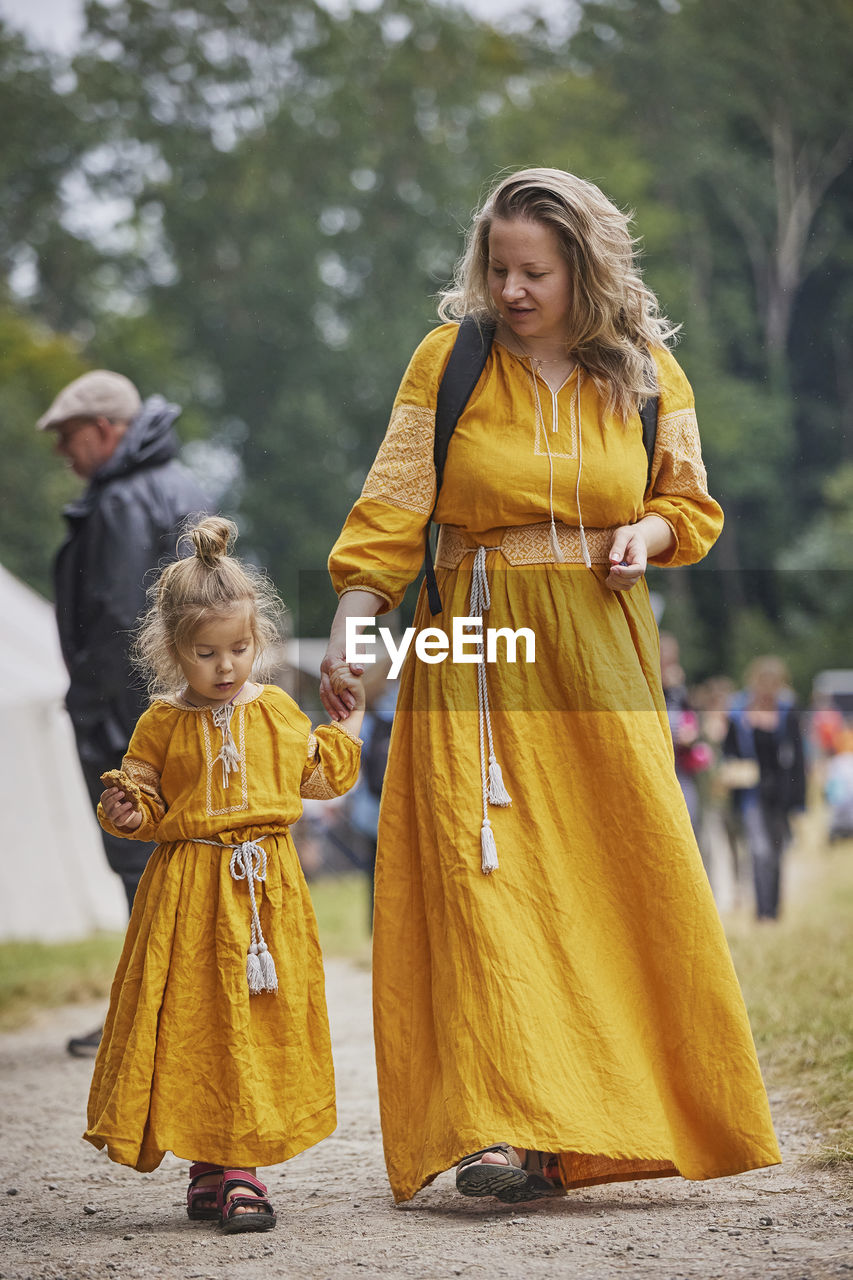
[320,648,364,721]
[321,659,366,740]
[100,786,143,832]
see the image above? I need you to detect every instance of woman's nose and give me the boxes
[502,274,526,301]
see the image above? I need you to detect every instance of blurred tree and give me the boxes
[69,0,536,629]
[0,307,86,596]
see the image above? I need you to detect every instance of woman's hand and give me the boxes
[605,515,675,592]
[319,588,385,720]
[100,786,143,832]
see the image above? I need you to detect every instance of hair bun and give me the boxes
[189,516,237,568]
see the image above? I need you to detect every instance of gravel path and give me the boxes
[0,958,849,1279]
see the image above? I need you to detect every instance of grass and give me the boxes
[0,932,125,1031]
[724,818,853,1168]
[0,873,372,1031]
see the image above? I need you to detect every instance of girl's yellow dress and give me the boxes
[329,324,782,1203]
[85,682,360,1173]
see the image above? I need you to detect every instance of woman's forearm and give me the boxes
[636,513,675,558]
[328,589,386,652]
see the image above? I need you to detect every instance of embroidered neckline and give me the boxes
[159,682,266,711]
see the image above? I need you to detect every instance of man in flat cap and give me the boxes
[39,370,209,1055]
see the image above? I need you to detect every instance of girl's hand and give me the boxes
[100,786,143,832]
[319,588,384,720]
[327,662,366,739]
[320,647,362,721]
[605,526,648,591]
[329,663,366,712]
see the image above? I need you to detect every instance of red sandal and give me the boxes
[186,1162,222,1221]
[218,1169,277,1234]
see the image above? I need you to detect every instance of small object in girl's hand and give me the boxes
[99,769,143,811]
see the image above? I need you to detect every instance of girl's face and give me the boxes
[178,607,256,707]
[487,217,573,347]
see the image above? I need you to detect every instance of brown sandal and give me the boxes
[456,1143,528,1199]
[456,1144,563,1203]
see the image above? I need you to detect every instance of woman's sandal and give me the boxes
[456,1144,563,1203]
[186,1162,223,1221]
[218,1169,277,1234]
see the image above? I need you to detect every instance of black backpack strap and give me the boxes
[424,317,496,614]
[639,395,659,492]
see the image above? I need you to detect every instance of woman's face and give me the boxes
[487,217,573,346]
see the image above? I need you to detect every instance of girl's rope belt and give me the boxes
[193,835,286,996]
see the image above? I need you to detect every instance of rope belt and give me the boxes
[194,836,280,995]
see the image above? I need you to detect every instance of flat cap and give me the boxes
[36,370,142,431]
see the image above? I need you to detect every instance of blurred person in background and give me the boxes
[723,656,806,921]
[659,631,712,861]
[38,369,208,1055]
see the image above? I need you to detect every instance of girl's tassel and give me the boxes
[246,943,265,995]
[488,754,512,807]
[549,522,565,563]
[578,523,592,569]
[257,942,278,993]
[480,818,499,875]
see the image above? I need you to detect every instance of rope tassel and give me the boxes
[480,818,499,874]
[229,841,278,995]
[212,703,241,787]
[470,545,512,874]
[488,754,512,806]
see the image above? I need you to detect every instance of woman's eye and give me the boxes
[489,266,506,277]
[528,272,545,279]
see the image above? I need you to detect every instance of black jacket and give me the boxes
[54,395,209,762]
[723,694,807,817]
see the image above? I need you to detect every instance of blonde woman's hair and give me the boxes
[135,516,284,697]
[437,167,679,418]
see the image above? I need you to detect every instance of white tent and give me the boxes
[0,564,126,940]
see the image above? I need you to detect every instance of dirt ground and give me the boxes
[0,958,849,1280]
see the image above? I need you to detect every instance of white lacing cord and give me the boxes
[212,701,241,787]
[470,545,512,874]
[195,837,278,995]
[528,361,592,569]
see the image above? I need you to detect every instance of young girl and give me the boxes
[86,516,364,1234]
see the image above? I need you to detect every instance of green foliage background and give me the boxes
[2,0,852,685]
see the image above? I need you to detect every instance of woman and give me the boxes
[724,656,806,919]
[321,168,781,1204]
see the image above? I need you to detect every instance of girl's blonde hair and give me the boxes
[437,167,679,419]
[135,516,284,697]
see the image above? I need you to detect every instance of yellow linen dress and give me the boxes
[329,324,781,1203]
[85,682,360,1173]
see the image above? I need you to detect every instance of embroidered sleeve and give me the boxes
[329,325,456,609]
[97,707,169,841]
[300,724,362,800]
[361,403,436,514]
[644,353,724,567]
